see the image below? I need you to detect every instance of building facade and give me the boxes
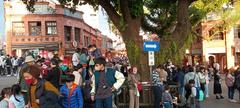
[188,20,240,71]
[4,0,105,57]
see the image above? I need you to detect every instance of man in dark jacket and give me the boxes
[45,58,60,89]
[88,44,102,59]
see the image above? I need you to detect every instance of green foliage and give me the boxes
[221,1,240,29]
[129,0,144,18]
[189,0,229,26]
[142,0,177,38]
[142,0,233,65]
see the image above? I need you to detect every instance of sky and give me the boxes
[0,0,5,41]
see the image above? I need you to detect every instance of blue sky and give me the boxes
[0,0,5,40]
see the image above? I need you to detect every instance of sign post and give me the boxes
[143,41,160,83]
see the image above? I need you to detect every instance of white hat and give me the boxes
[25,56,35,63]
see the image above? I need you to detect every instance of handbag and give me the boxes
[137,83,143,92]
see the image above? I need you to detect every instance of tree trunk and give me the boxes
[121,19,150,81]
[157,0,192,66]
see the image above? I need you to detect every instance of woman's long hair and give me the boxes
[11,84,21,102]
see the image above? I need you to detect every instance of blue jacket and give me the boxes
[60,84,83,108]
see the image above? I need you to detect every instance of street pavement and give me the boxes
[202,79,240,108]
[0,76,17,91]
[0,76,239,108]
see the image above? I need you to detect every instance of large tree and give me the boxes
[142,0,232,65]
[23,0,239,81]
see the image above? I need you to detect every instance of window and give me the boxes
[74,28,80,42]
[234,25,240,38]
[12,22,25,36]
[209,28,224,40]
[29,22,41,36]
[84,36,91,47]
[64,26,71,41]
[46,21,57,35]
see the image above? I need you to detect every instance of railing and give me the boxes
[115,83,179,108]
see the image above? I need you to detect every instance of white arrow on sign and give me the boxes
[145,44,157,49]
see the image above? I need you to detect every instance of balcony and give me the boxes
[12,36,59,44]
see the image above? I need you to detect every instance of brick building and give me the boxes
[4,0,106,58]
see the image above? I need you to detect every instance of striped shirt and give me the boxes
[152,70,163,86]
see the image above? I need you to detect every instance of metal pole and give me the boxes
[149,66,152,84]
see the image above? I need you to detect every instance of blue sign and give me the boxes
[143,41,160,51]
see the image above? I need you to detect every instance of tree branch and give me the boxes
[98,0,122,32]
[120,0,132,22]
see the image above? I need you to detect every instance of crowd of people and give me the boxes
[0,44,239,108]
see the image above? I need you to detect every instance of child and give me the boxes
[0,87,15,108]
[162,85,173,108]
[189,79,201,108]
[10,84,25,108]
[60,74,83,108]
[72,64,84,87]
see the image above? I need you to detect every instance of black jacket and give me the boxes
[30,79,63,108]
[45,67,60,88]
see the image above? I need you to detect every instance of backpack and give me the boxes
[195,87,204,101]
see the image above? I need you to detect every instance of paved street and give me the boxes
[202,79,240,108]
[0,76,17,91]
[0,76,240,108]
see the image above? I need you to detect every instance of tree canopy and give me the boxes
[22,0,240,80]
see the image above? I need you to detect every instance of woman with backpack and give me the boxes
[22,65,62,108]
[225,69,236,103]
[9,84,25,108]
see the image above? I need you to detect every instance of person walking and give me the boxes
[12,56,19,76]
[60,74,83,108]
[22,65,62,108]
[90,57,125,108]
[79,48,89,81]
[213,70,224,99]
[198,67,206,93]
[5,55,12,76]
[204,68,210,98]
[184,66,200,101]
[128,66,140,108]
[0,54,5,76]
[45,58,61,89]
[225,69,236,102]
[18,55,35,105]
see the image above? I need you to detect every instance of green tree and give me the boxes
[23,0,240,81]
[142,0,240,65]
